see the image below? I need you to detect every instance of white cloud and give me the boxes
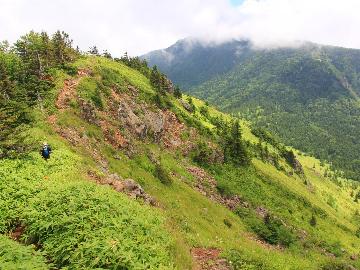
[0,0,359,56]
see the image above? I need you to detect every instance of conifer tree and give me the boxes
[40,31,51,68]
[14,31,44,76]
[1,30,78,157]
[89,46,99,55]
[223,119,250,166]
[0,58,13,99]
[103,50,112,59]
[0,55,31,157]
[187,96,196,113]
[174,85,182,98]
[52,30,66,65]
[150,65,162,91]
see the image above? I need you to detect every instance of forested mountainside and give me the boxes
[1,32,360,270]
[143,39,360,181]
[142,39,252,89]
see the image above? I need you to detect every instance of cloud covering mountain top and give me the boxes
[0,0,359,55]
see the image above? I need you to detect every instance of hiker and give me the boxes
[40,142,52,160]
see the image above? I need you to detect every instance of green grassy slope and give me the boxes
[0,56,359,269]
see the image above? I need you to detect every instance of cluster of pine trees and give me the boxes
[0,31,79,157]
[193,112,250,167]
[116,52,150,78]
[222,119,250,166]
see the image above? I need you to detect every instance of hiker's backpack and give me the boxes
[42,146,50,159]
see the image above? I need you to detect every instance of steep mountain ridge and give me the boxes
[143,38,252,89]
[1,33,360,269]
[144,39,360,181]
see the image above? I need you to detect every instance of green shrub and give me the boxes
[199,106,210,119]
[153,93,167,109]
[264,215,295,246]
[0,235,49,270]
[327,195,337,209]
[310,214,317,227]
[62,64,78,76]
[356,227,360,238]
[97,66,126,89]
[226,249,272,270]
[223,219,232,228]
[245,213,296,247]
[174,85,182,98]
[192,141,214,165]
[251,126,279,148]
[216,182,233,197]
[321,261,354,270]
[22,181,174,269]
[234,207,252,219]
[154,163,173,185]
[91,87,104,109]
[77,77,104,109]
[320,241,343,257]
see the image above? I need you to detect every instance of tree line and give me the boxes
[0,31,79,157]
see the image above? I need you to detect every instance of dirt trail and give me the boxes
[55,69,90,110]
[49,68,109,172]
[47,68,157,205]
[192,248,230,270]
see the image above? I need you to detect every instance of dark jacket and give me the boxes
[40,145,52,159]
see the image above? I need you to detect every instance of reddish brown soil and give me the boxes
[10,225,25,242]
[47,114,57,125]
[55,69,90,110]
[99,120,128,149]
[191,248,230,270]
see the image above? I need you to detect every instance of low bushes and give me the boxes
[226,249,273,270]
[192,141,215,165]
[154,163,173,185]
[0,235,49,270]
[0,153,175,269]
[235,207,296,247]
[23,181,174,269]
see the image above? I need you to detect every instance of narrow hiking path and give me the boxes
[48,68,156,206]
[50,68,109,170]
[55,69,90,110]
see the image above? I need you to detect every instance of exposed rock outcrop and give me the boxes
[117,101,147,138]
[180,100,193,112]
[88,171,156,206]
[78,98,98,125]
[292,158,304,175]
[110,90,187,148]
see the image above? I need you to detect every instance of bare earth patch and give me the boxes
[9,225,25,242]
[191,248,230,270]
[55,69,91,110]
